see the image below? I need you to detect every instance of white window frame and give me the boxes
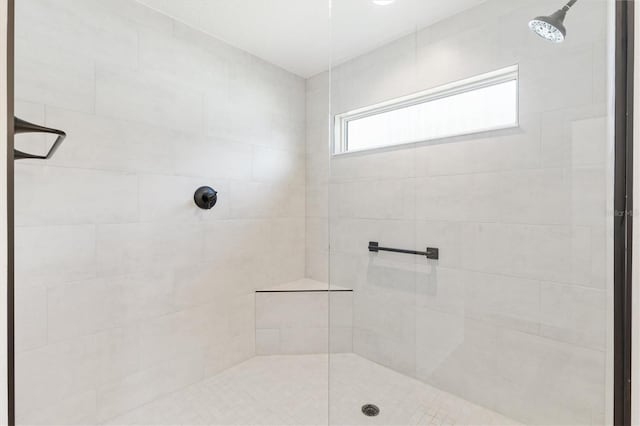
[333,65,519,155]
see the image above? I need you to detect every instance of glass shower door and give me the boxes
[328,0,614,425]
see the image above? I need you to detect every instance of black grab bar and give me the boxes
[14,117,67,160]
[368,241,439,260]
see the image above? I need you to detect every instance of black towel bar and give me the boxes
[368,241,439,260]
[14,117,67,160]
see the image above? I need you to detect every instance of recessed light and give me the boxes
[373,0,395,5]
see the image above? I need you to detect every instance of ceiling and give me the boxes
[136,0,486,78]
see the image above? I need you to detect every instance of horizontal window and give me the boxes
[334,65,519,154]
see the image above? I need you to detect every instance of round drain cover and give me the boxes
[361,404,380,417]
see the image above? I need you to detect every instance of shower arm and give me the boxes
[14,117,67,160]
[562,0,578,12]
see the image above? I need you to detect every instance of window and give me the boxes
[334,65,519,154]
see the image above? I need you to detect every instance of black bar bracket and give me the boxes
[368,241,439,260]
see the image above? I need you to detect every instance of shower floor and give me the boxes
[104,354,520,426]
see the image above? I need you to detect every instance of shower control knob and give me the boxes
[194,186,218,210]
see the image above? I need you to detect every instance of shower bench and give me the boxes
[255,279,353,355]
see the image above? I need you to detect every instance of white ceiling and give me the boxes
[136,0,485,78]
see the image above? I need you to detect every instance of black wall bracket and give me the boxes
[194,186,218,210]
[14,117,66,160]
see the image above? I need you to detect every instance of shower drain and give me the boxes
[361,404,380,417]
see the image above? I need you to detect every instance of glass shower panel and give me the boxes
[328,0,614,425]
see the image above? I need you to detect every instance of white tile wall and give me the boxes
[14,0,306,423]
[15,165,139,227]
[14,38,96,114]
[305,0,612,424]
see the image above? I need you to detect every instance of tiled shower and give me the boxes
[13,0,615,425]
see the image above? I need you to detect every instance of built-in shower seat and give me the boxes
[254,279,353,355]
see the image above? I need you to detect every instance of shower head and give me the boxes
[528,0,578,43]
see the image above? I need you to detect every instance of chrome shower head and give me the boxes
[529,0,578,43]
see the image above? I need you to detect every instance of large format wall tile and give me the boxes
[15,38,95,114]
[95,67,204,133]
[15,0,139,68]
[95,223,206,277]
[16,326,140,421]
[42,108,179,174]
[46,271,176,343]
[540,282,607,350]
[14,284,47,352]
[15,165,138,226]
[15,225,97,285]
